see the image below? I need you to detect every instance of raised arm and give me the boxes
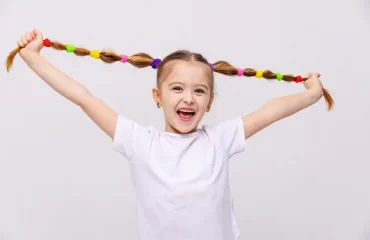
[17,30,118,139]
[243,73,324,139]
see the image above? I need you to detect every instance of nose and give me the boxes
[183,90,194,104]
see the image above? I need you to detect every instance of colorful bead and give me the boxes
[90,50,100,59]
[236,68,244,76]
[151,58,161,69]
[65,44,75,53]
[256,70,263,78]
[120,55,128,63]
[209,63,214,71]
[276,72,283,81]
[295,75,303,83]
[43,38,51,47]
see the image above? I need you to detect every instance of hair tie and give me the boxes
[256,70,263,78]
[43,38,51,47]
[276,72,283,81]
[236,68,243,76]
[209,63,214,71]
[90,50,100,59]
[151,58,161,69]
[120,55,128,63]
[65,44,75,53]
[294,75,303,83]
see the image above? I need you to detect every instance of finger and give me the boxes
[34,30,43,41]
[26,33,33,42]
[21,37,28,45]
[32,29,39,35]
[31,30,36,39]
[312,73,320,78]
[17,40,24,48]
[27,31,35,41]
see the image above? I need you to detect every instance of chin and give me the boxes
[165,109,206,134]
[172,112,202,133]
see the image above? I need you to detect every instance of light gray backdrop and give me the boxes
[1,0,369,239]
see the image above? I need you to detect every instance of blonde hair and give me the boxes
[5,38,334,110]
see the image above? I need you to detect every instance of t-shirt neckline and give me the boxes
[162,129,200,138]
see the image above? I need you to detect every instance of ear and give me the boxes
[152,87,161,105]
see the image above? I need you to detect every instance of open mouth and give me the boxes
[177,109,196,121]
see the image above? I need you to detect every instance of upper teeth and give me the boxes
[179,109,195,113]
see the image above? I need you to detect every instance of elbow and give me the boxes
[72,87,92,107]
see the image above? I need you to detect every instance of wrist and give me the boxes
[19,49,42,65]
[307,88,323,103]
[19,48,40,59]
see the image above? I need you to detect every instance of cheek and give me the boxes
[162,94,179,108]
[195,96,210,108]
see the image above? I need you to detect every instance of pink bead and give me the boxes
[120,55,128,63]
[236,68,243,76]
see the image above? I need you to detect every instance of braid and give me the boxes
[5,38,334,111]
[211,61,334,110]
[5,39,157,71]
[213,60,305,81]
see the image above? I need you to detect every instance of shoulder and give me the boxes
[201,116,245,136]
[113,115,157,158]
[198,117,246,157]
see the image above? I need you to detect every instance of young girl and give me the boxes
[8,29,333,240]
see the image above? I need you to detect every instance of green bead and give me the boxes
[276,72,283,81]
[65,44,75,53]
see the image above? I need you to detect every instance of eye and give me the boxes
[195,89,205,94]
[172,86,182,91]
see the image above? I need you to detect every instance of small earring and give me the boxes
[206,106,210,112]
[157,102,161,108]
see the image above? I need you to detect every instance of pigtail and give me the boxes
[5,37,334,111]
[5,38,161,72]
[5,47,21,72]
[211,61,334,111]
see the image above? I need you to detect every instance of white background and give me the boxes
[1,0,370,239]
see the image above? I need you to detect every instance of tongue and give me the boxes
[179,112,193,119]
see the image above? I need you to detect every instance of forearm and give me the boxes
[20,49,90,106]
[266,89,322,120]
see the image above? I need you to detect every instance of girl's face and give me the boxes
[152,60,214,134]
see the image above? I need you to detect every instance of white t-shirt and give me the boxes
[113,115,246,240]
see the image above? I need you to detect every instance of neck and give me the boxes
[165,121,198,135]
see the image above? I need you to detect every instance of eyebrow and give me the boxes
[168,82,209,90]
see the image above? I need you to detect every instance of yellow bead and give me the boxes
[90,50,100,59]
[256,70,263,78]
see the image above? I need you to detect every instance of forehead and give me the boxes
[160,60,212,87]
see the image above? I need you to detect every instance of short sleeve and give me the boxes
[210,117,246,158]
[113,115,149,160]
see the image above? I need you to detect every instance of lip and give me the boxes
[177,107,196,111]
[177,114,194,122]
[176,108,196,122]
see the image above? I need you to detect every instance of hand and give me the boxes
[18,29,44,53]
[303,72,324,99]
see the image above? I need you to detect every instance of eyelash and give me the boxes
[172,87,205,94]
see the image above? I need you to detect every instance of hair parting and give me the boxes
[5,38,334,111]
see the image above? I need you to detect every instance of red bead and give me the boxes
[43,38,51,47]
[295,75,302,83]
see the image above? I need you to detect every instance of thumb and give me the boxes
[32,29,43,41]
[305,72,312,78]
